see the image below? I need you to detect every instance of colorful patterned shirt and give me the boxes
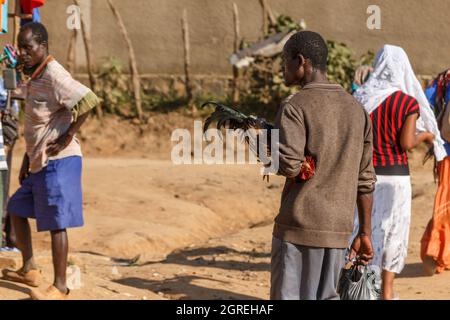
[25,58,99,173]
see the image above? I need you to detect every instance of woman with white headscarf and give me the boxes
[351,45,446,300]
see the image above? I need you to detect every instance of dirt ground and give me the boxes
[0,115,448,300]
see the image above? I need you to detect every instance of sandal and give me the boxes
[30,285,70,300]
[2,268,43,287]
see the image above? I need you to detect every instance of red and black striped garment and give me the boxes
[370,90,420,175]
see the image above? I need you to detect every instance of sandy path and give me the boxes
[0,151,448,299]
[107,150,450,300]
[0,157,283,299]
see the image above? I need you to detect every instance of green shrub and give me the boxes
[97,57,134,117]
[234,15,374,121]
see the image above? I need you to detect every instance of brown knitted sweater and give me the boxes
[273,82,376,249]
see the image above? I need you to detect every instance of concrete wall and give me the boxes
[1,0,449,78]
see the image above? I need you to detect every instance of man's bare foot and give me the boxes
[382,291,399,300]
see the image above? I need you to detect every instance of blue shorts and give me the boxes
[7,156,84,232]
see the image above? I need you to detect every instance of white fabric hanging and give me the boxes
[353,45,446,161]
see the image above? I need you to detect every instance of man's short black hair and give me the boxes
[20,22,48,45]
[285,31,328,72]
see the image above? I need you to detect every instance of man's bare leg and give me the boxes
[5,215,17,248]
[381,270,395,300]
[51,229,68,293]
[11,214,37,271]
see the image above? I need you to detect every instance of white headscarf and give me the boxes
[353,45,447,161]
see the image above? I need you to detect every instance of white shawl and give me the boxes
[353,45,446,161]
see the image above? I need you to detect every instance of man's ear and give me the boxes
[298,54,306,66]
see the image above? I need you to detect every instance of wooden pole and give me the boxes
[106,0,143,122]
[231,3,240,104]
[181,9,195,113]
[12,0,20,46]
[66,29,77,75]
[260,0,267,37]
[260,0,277,28]
[73,0,103,118]
[232,3,240,59]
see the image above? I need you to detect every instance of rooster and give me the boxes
[202,101,273,132]
[202,101,315,181]
[202,101,273,161]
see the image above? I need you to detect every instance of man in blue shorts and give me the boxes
[2,22,99,300]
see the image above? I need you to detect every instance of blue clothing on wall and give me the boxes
[424,80,450,156]
[1,0,8,34]
[20,7,41,26]
[0,78,19,117]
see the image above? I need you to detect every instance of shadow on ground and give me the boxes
[397,263,428,279]
[139,245,271,272]
[0,280,32,299]
[114,275,261,300]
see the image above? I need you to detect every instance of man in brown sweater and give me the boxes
[270,31,376,300]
